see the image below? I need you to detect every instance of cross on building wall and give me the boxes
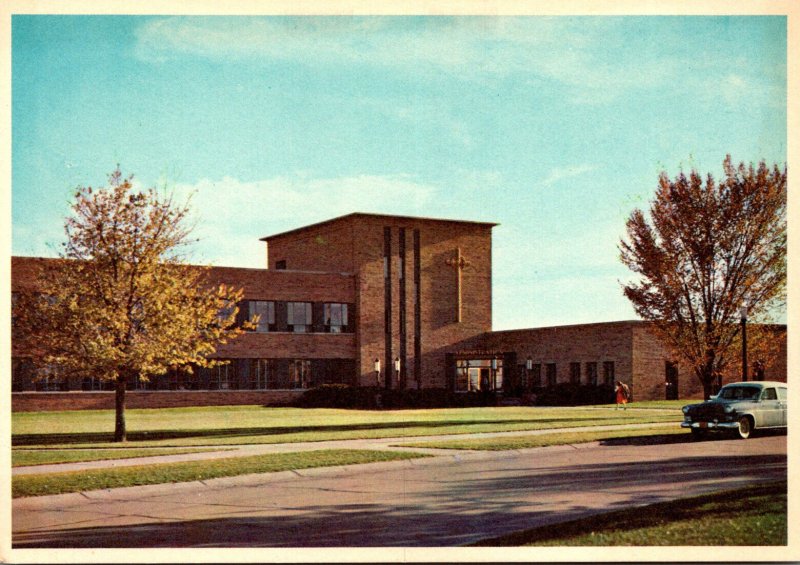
[445,247,471,323]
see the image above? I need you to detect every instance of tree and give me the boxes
[14,169,249,441]
[619,156,786,399]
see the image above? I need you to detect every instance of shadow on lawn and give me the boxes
[599,428,788,447]
[12,415,640,446]
[473,480,787,546]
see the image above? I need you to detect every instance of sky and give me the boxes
[10,15,787,330]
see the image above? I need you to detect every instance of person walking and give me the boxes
[615,380,630,410]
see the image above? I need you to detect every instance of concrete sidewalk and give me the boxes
[13,421,678,476]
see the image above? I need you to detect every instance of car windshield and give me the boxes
[718,386,761,400]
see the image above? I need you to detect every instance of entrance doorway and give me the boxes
[665,361,679,400]
[455,358,504,392]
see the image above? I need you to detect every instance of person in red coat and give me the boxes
[615,381,630,410]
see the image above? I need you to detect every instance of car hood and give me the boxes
[685,399,760,411]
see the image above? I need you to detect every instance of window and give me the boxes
[570,362,581,384]
[216,300,236,327]
[275,260,286,270]
[209,362,235,390]
[12,358,35,392]
[287,302,312,333]
[761,388,777,401]
[455,360,470,391]
[81,376,108,391]
[35,365,66,391]
[603,361,615,385]
[546,363,557,386]
[324,303,349,333]
[531,363,542,388]
[36,376,66,391]
[315,359,355,386]
[135,376,153,390]
[249,301,276,332]
[289,360,311,388]
[251,359,273,389]
[454,359,503,392]
[719,385,760,400]
[585,362,598,386]
[165,366,197,390]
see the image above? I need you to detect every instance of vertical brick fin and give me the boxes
[413,228,422,390]
[383,226,392,390]
[399,227,407,390]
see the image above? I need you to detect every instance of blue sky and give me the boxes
[11,15,787,330]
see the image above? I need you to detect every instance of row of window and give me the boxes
[13,294,353,335]
[523,361,616,388]
[453,360,617,393]
[11,358,356,392]
[241,301,352,334]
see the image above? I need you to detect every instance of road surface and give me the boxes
[13,433,786,547]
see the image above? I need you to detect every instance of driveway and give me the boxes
[12,433,786,548]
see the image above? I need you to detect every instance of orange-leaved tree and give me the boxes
[14,168,251,441]
[620,156,786,399]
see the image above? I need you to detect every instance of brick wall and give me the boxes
[12,257,358,360]
[630,325,701,401]
[476,322,636,390]
[207,265,356,303]
[266,214,495,389]
[12,390,304,412]
[213,332,356,359]
[632,324,787,402]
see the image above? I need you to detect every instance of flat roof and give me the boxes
[260,212,499,241]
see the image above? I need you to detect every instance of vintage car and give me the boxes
[681,381,787,439]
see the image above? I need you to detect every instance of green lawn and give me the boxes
[13,404,680,449]
[397,425,686,450]
[473,481,787,546]
[12,447,234,467]
[12,449,429,498]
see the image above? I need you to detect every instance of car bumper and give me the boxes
[681,421,739,430]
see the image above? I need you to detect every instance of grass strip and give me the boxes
[472,481,787,546]
[12,447,234,467]
[396,425,685,450]
[12,449,429,498]
[13,408,679,449]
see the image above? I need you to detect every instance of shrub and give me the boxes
[293,384,380,409]
[293,385,497,409]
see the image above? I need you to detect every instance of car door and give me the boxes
[759,387,781,427]
[776,386,788,426]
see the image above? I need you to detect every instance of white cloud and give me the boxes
[713,73,785,108]
[541,164,595,187]
[134,17,540,69]
[132,16,785,109]
[169,173,439,267]
[130,17,663,102]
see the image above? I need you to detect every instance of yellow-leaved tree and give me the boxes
[14,168,250,441]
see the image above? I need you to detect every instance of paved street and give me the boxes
[13,433,786,547]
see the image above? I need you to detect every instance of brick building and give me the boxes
[11,212,787,411]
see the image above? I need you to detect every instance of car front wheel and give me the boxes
[736,416,752,439]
